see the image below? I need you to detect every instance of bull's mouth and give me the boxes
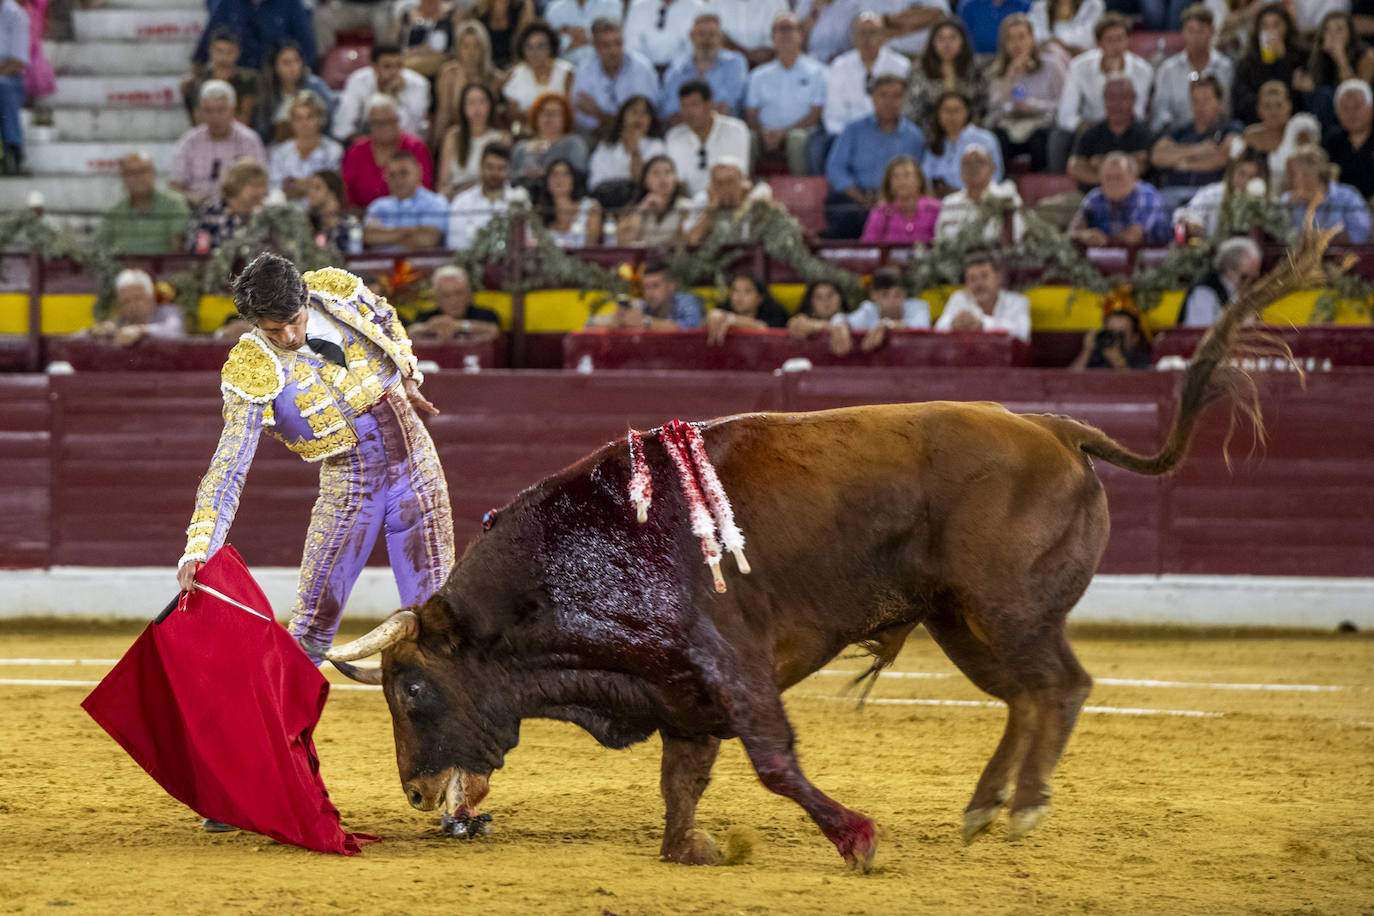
[405,768,491,816]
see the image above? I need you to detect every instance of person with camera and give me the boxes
[1068,307,1152,370]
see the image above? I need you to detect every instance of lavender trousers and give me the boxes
[287,391,455,657]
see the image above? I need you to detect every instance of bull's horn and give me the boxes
[327,610,418,661]
[330,659,383,685]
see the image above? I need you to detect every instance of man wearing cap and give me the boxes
[1323,78,1374,204]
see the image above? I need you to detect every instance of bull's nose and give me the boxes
[407,787,424,809]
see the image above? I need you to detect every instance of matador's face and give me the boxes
[256,308,309,351]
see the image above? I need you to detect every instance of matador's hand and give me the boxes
[404,376,439,416]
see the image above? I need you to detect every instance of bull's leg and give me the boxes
[924,606,1033,843]
[659,733,722,865]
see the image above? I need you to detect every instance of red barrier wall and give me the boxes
[1,369,1370,576]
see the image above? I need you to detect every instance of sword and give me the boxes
[155,582,274,625]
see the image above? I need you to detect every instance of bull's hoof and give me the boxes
[836,817,878,874]
[662,829,722,866]
[1006,805,1049,841]
[961,805,1001,844]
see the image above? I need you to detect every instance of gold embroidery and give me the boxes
[303,267,364,301]
[292,431,358,462]
[221,335,285,403]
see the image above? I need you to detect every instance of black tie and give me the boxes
[307,337,347,368]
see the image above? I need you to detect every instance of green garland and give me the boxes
[0,209,125,318]
[453,202,629,299]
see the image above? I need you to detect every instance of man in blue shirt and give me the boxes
[660,11,749,120]
[1149,75,1243,212]
[570,18,662,133]
[745,12,827,176]
[363,152,448,251]
[1068,152,1171,247]
[1282,144,1373,244]
[0,0,29,175]
[193,0,316,70]
[824,73,925,238]
[956,0,1031,55]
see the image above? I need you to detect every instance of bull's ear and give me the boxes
[326,609,419,661]
[414,594,462,656]
[330,659,383,685]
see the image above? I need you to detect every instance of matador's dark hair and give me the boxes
[233,253,308,323]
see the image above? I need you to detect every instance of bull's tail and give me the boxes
[1074,224,1343,477]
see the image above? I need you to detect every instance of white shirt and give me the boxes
[706,0,789,52]
[665,113,751,195]
[844,298,932,331]
[447,184,511,250]
[823,47,911,136]
[1180,274,1239,327]
[1056,49,1155,132]
[503,59,575,115]
[268,136,343,208]
[1173,180,1226,237]
[624,0,707,68]
[935,289,1032,343]
[333,67,431,139]
[1150,48,1235,134]
[301,306,345,359]
[1028,0,1104,53]
[933,181,1025,242]
[588,136,668,189]
[544,0,625,67]
[1294,0,1348,31]
[872,0,949,56]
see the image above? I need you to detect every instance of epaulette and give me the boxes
[303,267,366,302]
[220,334,286,404]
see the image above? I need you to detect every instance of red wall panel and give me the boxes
[0,377,52,566]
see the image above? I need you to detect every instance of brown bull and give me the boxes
[330,231,1331,870]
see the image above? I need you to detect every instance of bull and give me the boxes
[329,231,1330,870]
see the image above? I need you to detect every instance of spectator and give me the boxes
[1150,75,1245,210]
[334,43,430,142]
[570,18,661,133]
[255,41,336,145]
[537,157,603,246]
[623,0,706,68]
[861,155,942,243]
[1282,143,1372,242]
[1055,14,1153,134]
[1028,0,1104,58]
[504,22,575,123]
[1307,11,1374,117]
[744,14,825,177]
[21,0,52,104]
[475,0,536,71]
[817,13,910,169]
[796,0,863,63]
[511,93,589,183]
[588,95,666,206]
[84,270,186,346]
[96,152,192,255]
[934,143,1025,240]
[712,0,789,67]
[664,80,751,196]
[1068,306,1153,369]
[1178,236,1262,326]
[1244,80,1295,162]
[824,74,927,239]
[985,13,1064,173]
[306,169,351,251]
[193,0,314,71]
[392,0,460,79]
[842,265,932,353]
[0,0,26,176]
[314,0,391,62]
[447,142,514,249]
[170,81,268,206]
[1067,75,1152,192]
[363,151,448,249]
[922,91,1004,195]
[544,0,624,68]
[1233,3,1307,126]
[340,95,434,207]
[880,0,954,59]
[1271,112,1323,193]
[958,0,1032,55]
[433,22,504,148]
[187,158,268,252]
[683,157,752,244]
[615,153,691,246]
[184,28,260,125]
[1151,5,1236,135]
[1324,79,1374,202]
[935,248,1031,343]
[903,17,986,134]
[659,11,748,120]
[407,265,503,341]
[437,83,510,197]
[1069,152,1171,247]
[269,90,344,207]
[704,273,790,345]
[589,256,704,329]
[1174,147,1271,237]
[787,279,855,356]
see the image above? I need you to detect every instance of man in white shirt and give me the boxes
[447,143,514,250]
[624,0,706,68]
[745,13,826,176]
[935,250,1032,345]
[665,79,751,195]
[1056,14,1154,133]
[545,0,626,68]
[933,145,1025,242]
[710,0,790,66]
[1150,4,1235,134]
[332,43,430,141]
[875,0,950,56]
[815,12,911,171]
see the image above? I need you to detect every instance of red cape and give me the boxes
[82,546,378,855]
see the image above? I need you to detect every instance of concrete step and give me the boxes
[0,174,129,214]
[43,39,196,75]
[25,141,177,176]
[46,75,185,109]
[72,9,204,42]
[23,107,190,142]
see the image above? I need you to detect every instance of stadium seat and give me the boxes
[768,176,829,237]
[321,45,372,91]
[1129,30,1185,64]
[1016,173,1077,207]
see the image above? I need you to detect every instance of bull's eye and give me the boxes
[406,681,422,698]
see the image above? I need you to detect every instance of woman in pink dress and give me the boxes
[860,155,941,244]
[22,0,55,100]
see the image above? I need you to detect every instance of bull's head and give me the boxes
[327,601,519,815]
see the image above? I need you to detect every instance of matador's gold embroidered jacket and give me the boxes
[180,268,423,568]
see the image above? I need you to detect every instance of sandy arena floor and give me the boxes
[1,623,1371,916]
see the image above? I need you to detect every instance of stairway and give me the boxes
[1,0,206,231]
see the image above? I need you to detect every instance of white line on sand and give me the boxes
[0,658,122,666]
[816,669,1348,692]
[801,695,1223,718]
